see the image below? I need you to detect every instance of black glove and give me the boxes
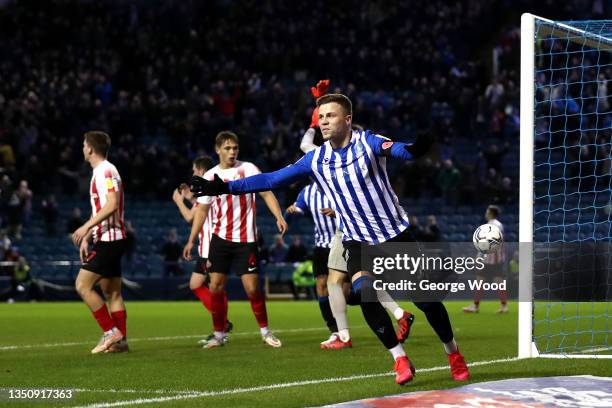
[404,133,433,158]
[189,174,230,197]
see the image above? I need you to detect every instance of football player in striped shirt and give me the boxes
[286,181,345,348]
[190,95,470,384]
[299,80,415,350]
[72,131,128,354]
[172,156,233,346]
[463,205,508,314]
[183,131,288,348]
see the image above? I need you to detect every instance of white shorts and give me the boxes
[327,229,348,273]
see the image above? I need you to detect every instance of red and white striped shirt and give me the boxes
[485,219,506,265]
[197,161,259,243]
[194,202,213,258]
[89,160,125,243]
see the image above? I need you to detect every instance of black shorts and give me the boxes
[479,262,505,277]
[344,229,417,277]
[82,240,126,278]
[193,257,209,275]
[313,247,330,277]
[208,234,259,275]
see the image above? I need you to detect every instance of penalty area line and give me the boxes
[71,356,521,408]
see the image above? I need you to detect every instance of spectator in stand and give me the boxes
[406,215,424,241]
[2,245,19,278]
[6,187,23,239]
[15,180,32,226]
[41,195,59,236]
[481,168,503,204]
[268,234,288,263]
[257,231,269,264]
[485,77,505,110]
[422,215,441,242]
[496,177,516,205]
[481,143,509,174]
[160,228,183,276]
[437,159,462,205]
[0,231,11,260]
[286,235,308,263]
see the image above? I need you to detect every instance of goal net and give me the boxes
[520,13,611,358]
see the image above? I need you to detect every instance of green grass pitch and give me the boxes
[0,300,609,407]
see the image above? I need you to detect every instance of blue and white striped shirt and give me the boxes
[294,183,337,248]
[229,129,412,244]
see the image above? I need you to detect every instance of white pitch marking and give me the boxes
[70,357,521,408]
[0,326,371,351]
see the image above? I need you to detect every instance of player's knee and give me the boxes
[244,286,258,297]
[75,280,89,297]
[209,282,224,293]
[106,291,122,303]
[316,277,328,296]
[189,276,204,291]
[327,271,345,285]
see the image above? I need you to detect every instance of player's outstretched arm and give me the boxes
[182,203,210,261]
[71,191,119,245]
[259,191,288,236]
[189,153,314,197]
[366,131,433,161]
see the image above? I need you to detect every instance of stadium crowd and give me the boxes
[0,0,609,254]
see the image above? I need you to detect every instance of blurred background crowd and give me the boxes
[0,0,610,298]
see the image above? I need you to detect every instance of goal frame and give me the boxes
[519,13,612,359]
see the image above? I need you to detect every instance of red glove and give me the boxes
[310,79,330,99]
[309,107,319,128]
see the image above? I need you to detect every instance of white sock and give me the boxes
[389,343,406,360]
[376,289,404,320]
[214,331,225,339]
[328,282,349,334]
[338,329,350,342]
[260,327,270,336]
[444,338,458,354]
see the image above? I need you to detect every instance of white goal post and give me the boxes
[519,13,612,359]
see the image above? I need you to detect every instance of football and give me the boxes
[473,223,503,254]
